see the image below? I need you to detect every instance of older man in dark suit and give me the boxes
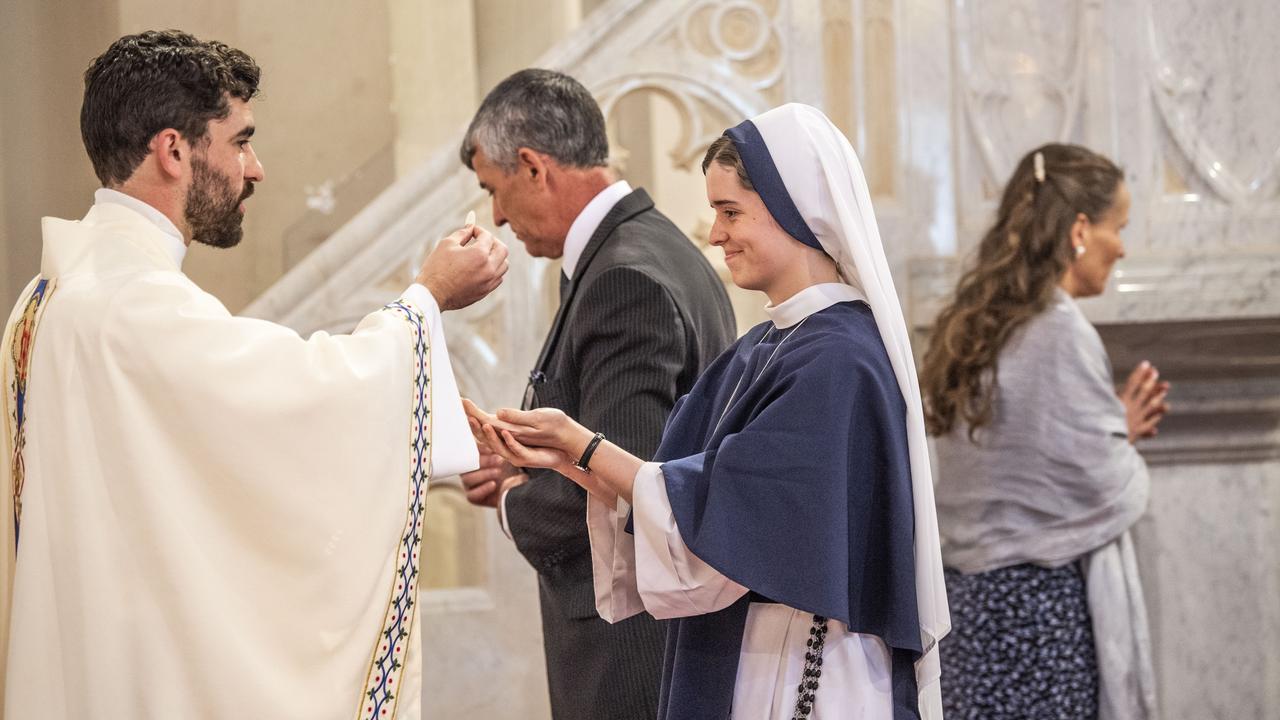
[458,69,735,719]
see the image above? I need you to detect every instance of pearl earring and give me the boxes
[1075,245,1086,258]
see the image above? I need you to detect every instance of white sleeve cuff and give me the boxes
[586,482,645,623]
[497,486,514,541]
[632,461,748,619]
[400,283,439,317]
[401,283,479,479]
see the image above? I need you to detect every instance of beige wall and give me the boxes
[389,0,479,177]
[0,0,399,313]
[113,0,399,312]
[0,95,8,308]
[474,0,582,94]
[0,1,429,312]
[0,0,120,309]
[1,0,605,312]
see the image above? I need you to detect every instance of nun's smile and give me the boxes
[704,162,826,304]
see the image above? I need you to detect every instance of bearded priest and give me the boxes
[0,30,507,720]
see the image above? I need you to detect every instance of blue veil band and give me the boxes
[723,119,823,251]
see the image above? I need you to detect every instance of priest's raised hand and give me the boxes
[417,223,509,311]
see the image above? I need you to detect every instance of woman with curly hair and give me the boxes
[921,144,1168,720]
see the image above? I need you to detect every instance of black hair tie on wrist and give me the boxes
[573,432,606,473]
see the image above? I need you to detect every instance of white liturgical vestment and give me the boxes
[0,199,477,719]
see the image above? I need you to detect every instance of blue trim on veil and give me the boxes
[723,120,823,251]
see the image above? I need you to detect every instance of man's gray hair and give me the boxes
[460,68,609,173]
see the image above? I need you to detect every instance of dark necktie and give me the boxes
[525,271,573,410]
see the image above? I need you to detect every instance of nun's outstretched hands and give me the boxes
[458,399,529,507]
[462,400,636,505]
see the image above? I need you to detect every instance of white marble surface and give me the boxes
[1099,312,1280,716]
[953,0,1089,222]
[909,250,1280,328]
[1147,0,1280,207]
[924,0,1280,328]
[1133,460,1280,720]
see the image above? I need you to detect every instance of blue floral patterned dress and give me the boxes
[939,562,1099,719]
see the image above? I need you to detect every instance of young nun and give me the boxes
[467,104,950,719]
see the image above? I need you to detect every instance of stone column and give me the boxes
[473,0,582,94]
[389,0,479,178]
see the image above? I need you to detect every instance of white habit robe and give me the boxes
[0,198,477,719]
[587,286,895,720]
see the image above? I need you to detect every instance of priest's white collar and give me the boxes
[94,188,187,268]
[561,180,631,280]
[765,282,867,329]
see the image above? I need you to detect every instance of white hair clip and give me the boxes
[1033,152,1046,183]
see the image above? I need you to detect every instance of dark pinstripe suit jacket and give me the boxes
[504,188,735,719]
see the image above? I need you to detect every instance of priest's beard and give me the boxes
[185,156,253,249]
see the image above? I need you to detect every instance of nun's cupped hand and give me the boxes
[493,407,584,454]
[483,423,571,472]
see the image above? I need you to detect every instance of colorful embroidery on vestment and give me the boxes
[7,278,54,545]
[356,300,432,720]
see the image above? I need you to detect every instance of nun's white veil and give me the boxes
[745,103,951,718]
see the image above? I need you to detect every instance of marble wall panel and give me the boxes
[1135,460,1280,720]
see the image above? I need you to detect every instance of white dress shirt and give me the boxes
[560,180,632,280]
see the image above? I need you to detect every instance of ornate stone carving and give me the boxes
[677,0,786,96]
[954,0,1088,198]
[594,73,762,170]
[1146,0,1280,206]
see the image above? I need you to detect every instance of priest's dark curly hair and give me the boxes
[920,143,1122,438]
[81,30,260,186]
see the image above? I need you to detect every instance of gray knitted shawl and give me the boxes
[933,288,1157,720]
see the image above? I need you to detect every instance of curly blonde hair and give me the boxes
[921,143,1123,437]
